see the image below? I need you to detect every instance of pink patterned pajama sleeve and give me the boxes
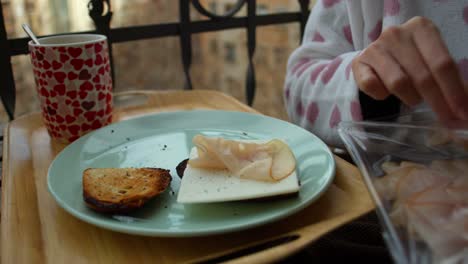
[285,0,364,148]
[284,0,468,147]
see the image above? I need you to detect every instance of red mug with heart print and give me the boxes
[28,34,113,143]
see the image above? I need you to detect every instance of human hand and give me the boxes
[352,16,468,122]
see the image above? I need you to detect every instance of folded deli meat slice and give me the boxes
[188,135,296,182]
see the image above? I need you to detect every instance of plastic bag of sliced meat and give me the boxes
[338,118,468,264]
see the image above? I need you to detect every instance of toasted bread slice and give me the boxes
[83,168,172,213]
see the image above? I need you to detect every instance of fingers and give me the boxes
[357,43,421,106]
[354,16,468,122]
[406,17,468,120]
[380,22,456,121]
[352,58,389,100]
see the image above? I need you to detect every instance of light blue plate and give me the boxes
[47,110,335,237]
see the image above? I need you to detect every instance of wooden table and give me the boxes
[1,90,375,263]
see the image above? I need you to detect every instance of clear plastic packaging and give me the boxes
[338,117,468,264]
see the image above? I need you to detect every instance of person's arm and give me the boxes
[353,16,468,123]
[286,1,468,148]
[285,1,375,147]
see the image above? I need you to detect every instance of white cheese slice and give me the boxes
[177,145,300,204]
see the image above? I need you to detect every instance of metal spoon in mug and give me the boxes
[21,23,40,45]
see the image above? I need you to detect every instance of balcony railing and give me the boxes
[0,0,310,120]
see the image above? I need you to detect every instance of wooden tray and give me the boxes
[1,90,374,263]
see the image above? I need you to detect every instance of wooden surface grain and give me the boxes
[1,90,374,264]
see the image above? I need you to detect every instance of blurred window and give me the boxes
[209,1,217,13]
[224,43,236,63]
[257,4,268,14]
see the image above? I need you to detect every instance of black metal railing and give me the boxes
[0,0,310,120]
